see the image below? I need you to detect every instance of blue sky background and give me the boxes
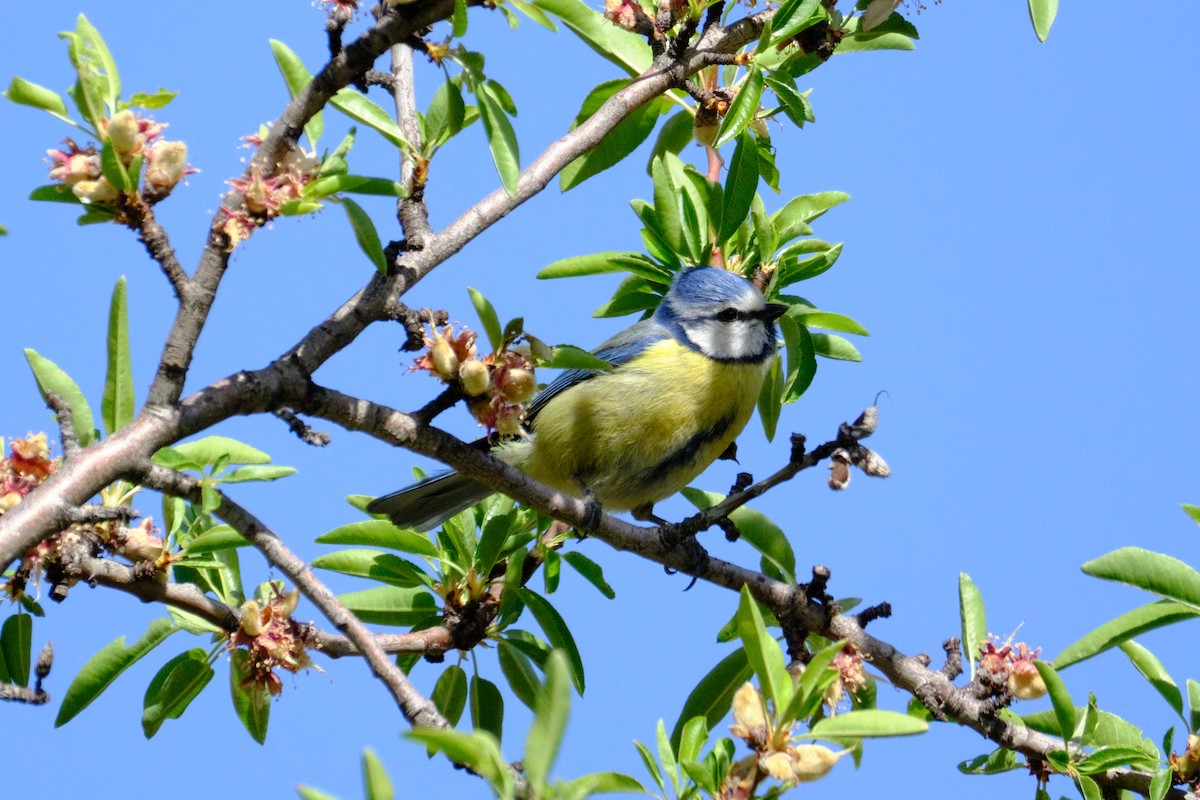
[3,2,1199,798]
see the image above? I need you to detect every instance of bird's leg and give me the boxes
[631,503,671,527]
[574,483,603,539]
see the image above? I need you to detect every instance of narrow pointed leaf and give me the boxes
[141,649,214,738]
[736,586,792,709]
[56,618,177,726]
[959,573,987,679]
[4,76,71,121]
[1028,0,1058,42]
[524,650,572,793]
[102,276,135,434]
[475,81,520,197]
[1083,548,1200,610]
[531,0,651,76]
[0,614,32,687]
[806,709,927,738]
[24,348,95,447]
[338,197,387,274]
[335,585,439,626]
[718,132,759,244]
[1035,661,1077,743]
[1055,600,1198,668]
[517,588,584,692]
[714,68,764,148]
[1119,640,1183,719]
[331,88,408,148]
[468,287,503,352]
[470,675,505,741]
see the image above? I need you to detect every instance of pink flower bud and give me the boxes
[106,110,141,158]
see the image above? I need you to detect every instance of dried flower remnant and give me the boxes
[228,588,314,696]
[978,636,1047,701]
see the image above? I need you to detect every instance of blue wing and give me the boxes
[524,318,671,424]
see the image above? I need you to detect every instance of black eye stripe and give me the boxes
[716,307,742,322]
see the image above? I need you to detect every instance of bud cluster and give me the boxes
[45,109,193,210]
[726,681,849,791]
[228,588,313,696]
[219,139,319,247]
[414,321,538,436]
[978,637,1047,701]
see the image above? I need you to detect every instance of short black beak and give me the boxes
[762,303,789,323]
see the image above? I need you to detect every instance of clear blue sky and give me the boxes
[3,2,1199,798]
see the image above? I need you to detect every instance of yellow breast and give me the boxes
[499,339,768,511]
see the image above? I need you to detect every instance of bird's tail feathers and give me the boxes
[366,471,491,532]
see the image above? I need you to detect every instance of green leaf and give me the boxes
[764,74,814,129]
[669,648,751,749]
[537,345,611,373]
[562,551,615,599]
[559,771,647,798]
[531,0,652,76]
[468,287,503,352]
[470,675,505,741]
[647,109,695,170]
[295,787,338,800]
[451,0,469,36]
[1035,661,1077,743]
[714,69,764,148]
[959,573,987,679]
[56,617,177,726]
[682,489,795,582]
[1190,679,1200,732]
[74,15,119,114]
[432,664,469,727]
[312,548,435,589]
[1182,503,1200,525]
[1151,767,1173,800]
[425,77,468,150]
[778,638,845,724]
[337,197,388,274]
[268,39,322,149]
[24,348,96,447]
[1083,547,1200,610]
[169,435,271,467]
[0,614,32,687]
[771,191,850,243]
[141,649,214,738]
[756,355,783,441]
[102,276,135,435]
[1075,745,1159,775]
[331,88,408,149]
[362,748,395,800]
[1119,640,1184,719]
[806,709,928,739]
[650,155,685,254]
[736,586,792,709]
[405,730,510,795]
[769,0,824,47]
[219,465,297,483]
[1054,600,1199,668]
[811,332,862,362]
[341,176,406,197]
[29,185,83,204]
[561,80,666,191]
[718,132,760,244]
[475,81,521,197]
[304,173,368,199]
[228,649,271,744]
[317,520,439,558]
[184,525,250,554]
[123,88,177,110]
[498,639,541,710]
[524,650,572,793]
[517,588,585,693]
[779,315,816,403]
[1028,0,1059,42]
[4,76,71,121]
[957,748,1021,775]
[792,310,869,336]
[335,585,439,626]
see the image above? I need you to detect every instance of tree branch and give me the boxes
[133,461,448,729]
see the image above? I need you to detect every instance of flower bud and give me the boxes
[107,110,141,158]
[1007,659,1047,700]
[729,682,768,745]
[240,600,265,636]
[459,359,491,396]
[501,368,537,403]
[750,116,770,140]
[72,178,119,205]
[787,745,844,783]
[431,335,459,380]
[277,588,300,617]
[760,751,795,781]
[145,140,188,192]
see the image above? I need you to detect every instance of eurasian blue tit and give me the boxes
[368,266,788,531]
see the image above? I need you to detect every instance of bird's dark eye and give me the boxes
[716,307,741,323]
